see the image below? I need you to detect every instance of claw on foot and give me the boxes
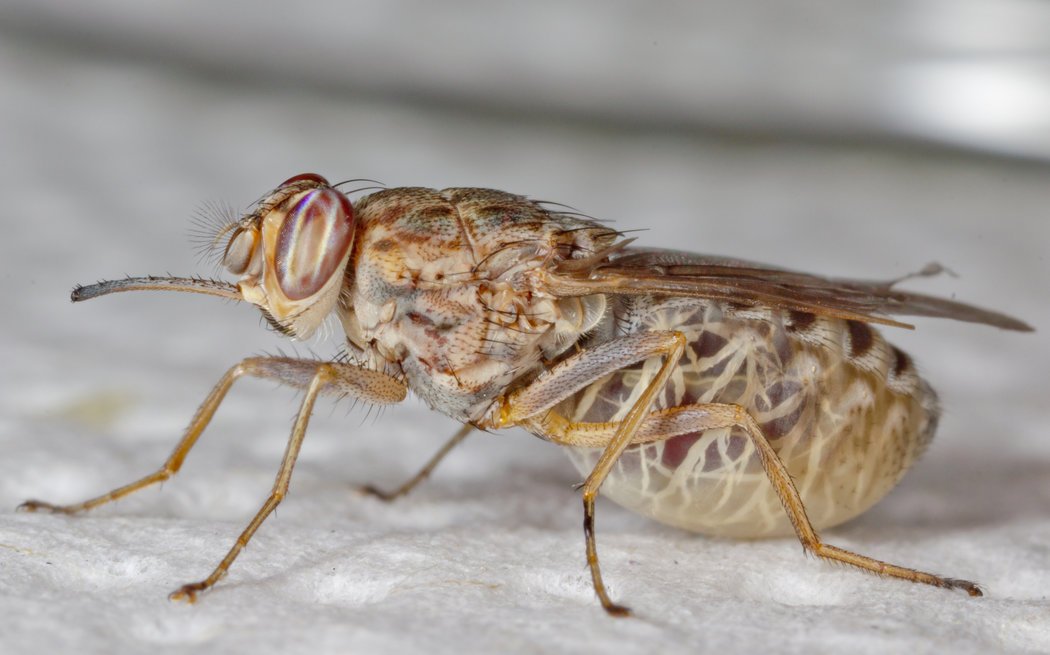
[602,602,633,618]
[946,578,983,598]
[169,582,208,604]
[356,484,394,502]
[17,500,67,514]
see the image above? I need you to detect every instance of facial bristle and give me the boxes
[188,199,242,269]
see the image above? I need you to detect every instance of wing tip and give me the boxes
[999,317,1035,333]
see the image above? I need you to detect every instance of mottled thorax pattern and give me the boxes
[339,187,616,421]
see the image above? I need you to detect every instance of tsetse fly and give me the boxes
[20,173,1032,616]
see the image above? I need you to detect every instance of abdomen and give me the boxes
[557,297,939,538]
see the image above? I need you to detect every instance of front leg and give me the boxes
[20,356,406,601]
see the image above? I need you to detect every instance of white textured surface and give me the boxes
[2,6,1049,654]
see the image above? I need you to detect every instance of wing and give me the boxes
[544,246,1033,331]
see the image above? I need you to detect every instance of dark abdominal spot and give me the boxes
[846,320,875,359]
[660,431,747,471]
[754,380,806,440]
[891,346,912,376]
[760,403,804,440]
[662,432,701,469]
[693,331,728,359]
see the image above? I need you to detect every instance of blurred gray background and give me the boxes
[1,2,1048,654]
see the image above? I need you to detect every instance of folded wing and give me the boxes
[543,247,1033,331]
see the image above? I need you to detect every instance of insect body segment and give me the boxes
[342,187,616,422]
[558,298,938,538]
[21,173,1030,616]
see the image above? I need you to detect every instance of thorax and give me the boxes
[336,187,613,421]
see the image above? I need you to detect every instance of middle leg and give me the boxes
[495,330,689,616]
[357,423,474,502]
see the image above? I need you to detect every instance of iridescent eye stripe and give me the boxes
[281,190,330,277]
[275,189,354,301]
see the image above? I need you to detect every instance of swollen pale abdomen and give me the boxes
[559,296,939,538]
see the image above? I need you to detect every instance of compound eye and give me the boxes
[223,227,258,275]
[278,173,330,188]
[274,188,355,300]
